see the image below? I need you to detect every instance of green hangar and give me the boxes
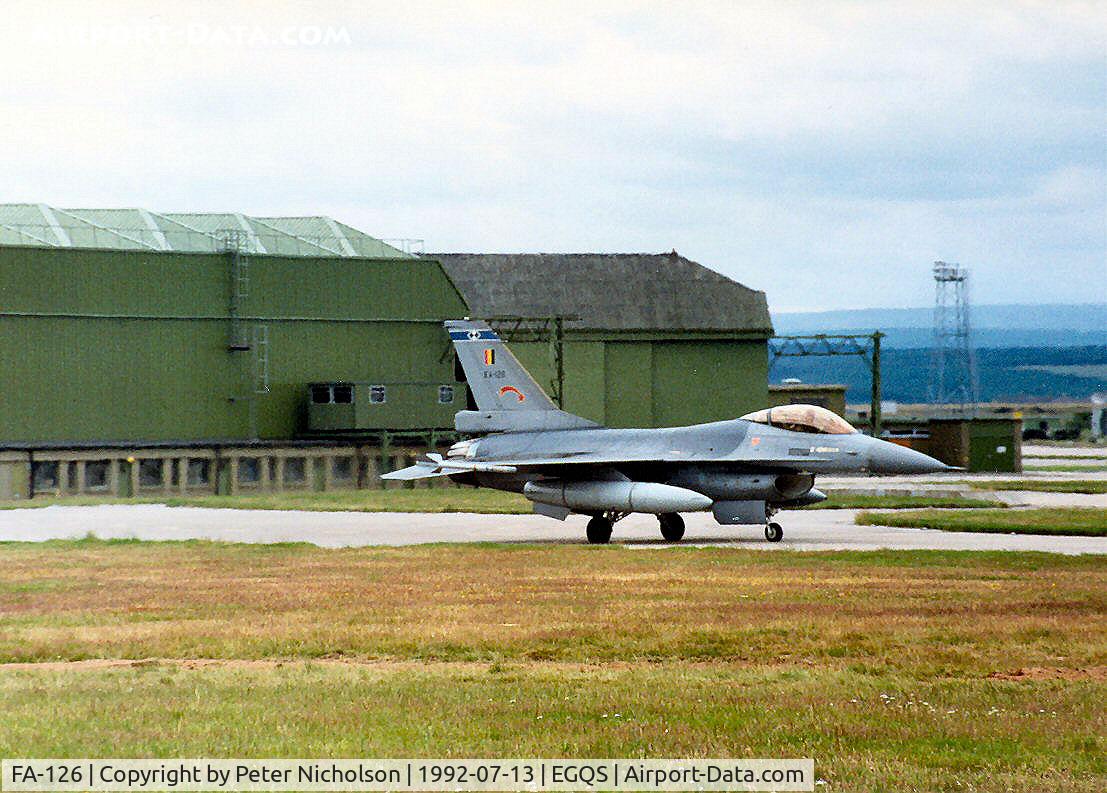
[0,205,771,498]
[433,253,773,428]
[0,204,467,445]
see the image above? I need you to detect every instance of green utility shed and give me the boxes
[927,417,1023,473]
[0,205,468,444]
[433,253,774,427]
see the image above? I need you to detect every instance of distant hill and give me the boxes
[771,345,1107,404]
[772,303,1107,349]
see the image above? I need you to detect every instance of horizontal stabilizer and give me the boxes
[379,464,452,481]
[380,453,518,481]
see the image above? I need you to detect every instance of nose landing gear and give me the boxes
[763,505,783,542]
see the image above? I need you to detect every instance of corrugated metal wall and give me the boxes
[0,246,468,443]
[0,245,770,443]
[512,337,768,428]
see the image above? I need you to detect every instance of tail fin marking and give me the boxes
[445,320,600,433]
[446,320,558,412]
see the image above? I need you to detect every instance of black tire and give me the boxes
[764,522,783,542]
[586,516,613,544]
[658,513,685,542]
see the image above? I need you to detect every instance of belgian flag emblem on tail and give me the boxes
[483,348,495,366]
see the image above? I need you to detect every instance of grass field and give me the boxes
[1021,463,1107,473]
[0,489,532,514]
[0,489,1004,513]
[811,493,1002,509]
[1,540,1104,791]
[966,480,1107,495]
[856,507,1107,536]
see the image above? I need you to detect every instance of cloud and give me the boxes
[1,0,1103,310]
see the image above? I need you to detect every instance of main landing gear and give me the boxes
[586,515,612,544]
[586,512,686,544]
[658,512,685,542]
[586,511,633,544]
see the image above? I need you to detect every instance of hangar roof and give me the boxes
[430,252,773,334]
[0,203,411,258]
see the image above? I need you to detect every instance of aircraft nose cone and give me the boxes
[868,439,951,475]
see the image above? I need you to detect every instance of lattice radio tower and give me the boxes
[928,261,979,414]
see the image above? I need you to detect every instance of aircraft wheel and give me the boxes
[586,516,613,544]
[658,513,685,542]
[764,522,783,543]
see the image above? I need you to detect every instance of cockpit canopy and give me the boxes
[740,404,858,435]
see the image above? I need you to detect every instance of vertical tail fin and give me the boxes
[447,320,557,411]
[446,320,599,432]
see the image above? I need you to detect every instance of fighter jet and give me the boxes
[382,320,952,543]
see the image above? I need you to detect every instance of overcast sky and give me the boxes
[2,1,1104,311]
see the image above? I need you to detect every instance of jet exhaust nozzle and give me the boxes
[523,480,713,514]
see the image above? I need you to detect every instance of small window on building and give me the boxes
[238,457,260,484]
[333,384,353,404]
[283,457,306,484]
[311,385,332,404]
[85,461,109,490]
[66,462,79,493]
[438,385,454,404]
[139,459,163,488]
[369,385,386,404]
[187,459,210,486]
[32,461,58,491]
[332,456,354,482]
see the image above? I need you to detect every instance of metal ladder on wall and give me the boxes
[253,324,270,394]
[219,231,269,439]
[221,230,251,352]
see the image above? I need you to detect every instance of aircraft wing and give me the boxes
[469,453,834,470]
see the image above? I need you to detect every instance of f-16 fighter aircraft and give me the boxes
[383,320,952,544]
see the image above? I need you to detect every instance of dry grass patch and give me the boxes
[2,542,1105,791]
[1,540,1104,677]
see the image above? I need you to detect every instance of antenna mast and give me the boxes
[928,261,979,415]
